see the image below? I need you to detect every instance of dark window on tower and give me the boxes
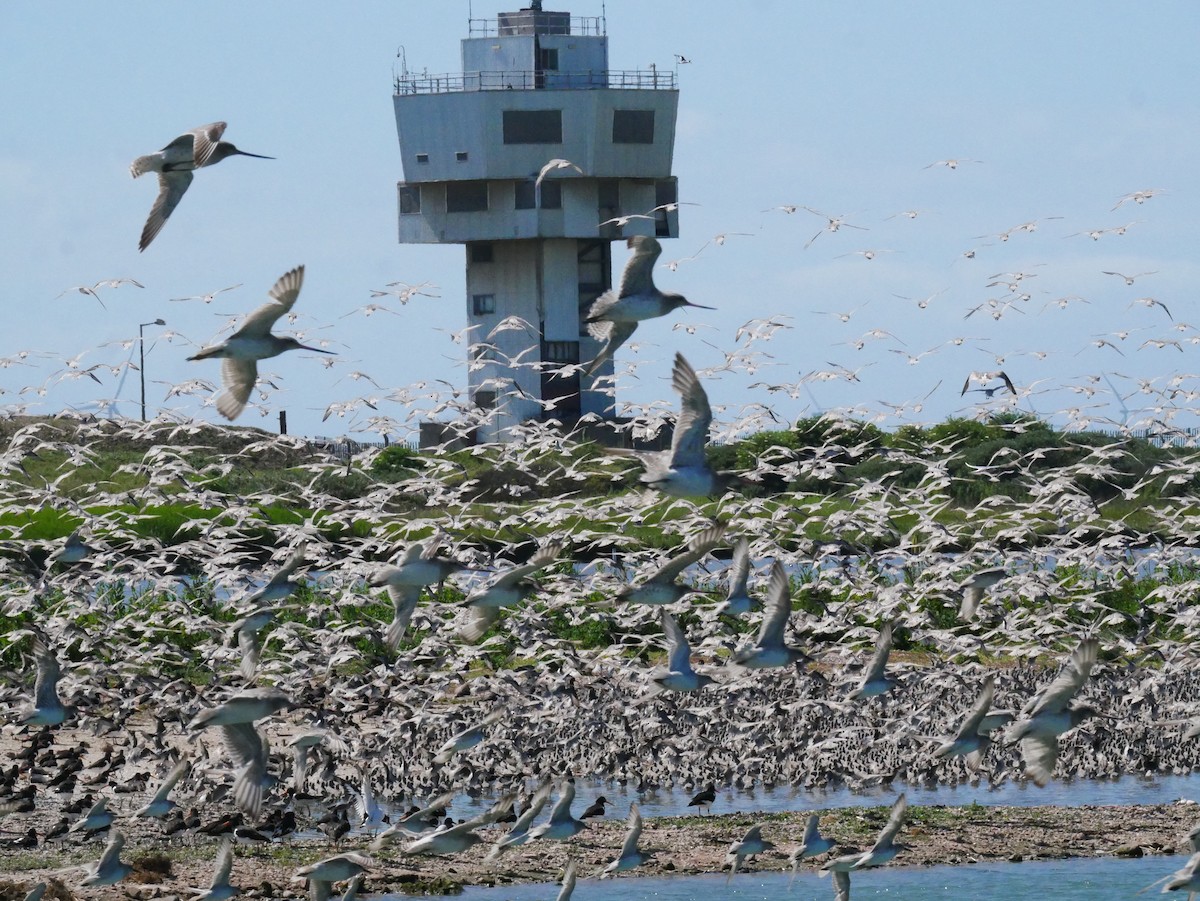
[472,294,496,315]
[516,179,562,210]
[398,184,421,214]
[655,178,677,237]
[613,109,655,144]
[470,242,494,263]
[539,180,562,209]
[474,389,497,410]
[503,109,563,144]
[446,181,489,213]
[539,48,559,70]
[515,180,536,210]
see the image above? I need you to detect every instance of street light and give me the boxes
[139,318,165,421]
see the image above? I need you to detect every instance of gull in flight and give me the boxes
[1006,637,1101,786]
[632,353,723,497]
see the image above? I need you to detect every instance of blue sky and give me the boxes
[2,2,1199,441]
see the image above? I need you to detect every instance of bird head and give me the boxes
[665,292,714,311]
[281,338,334,354]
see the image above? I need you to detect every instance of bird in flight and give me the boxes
[131,122,272,251]
[584,237,713,378]
[187,265,332,420]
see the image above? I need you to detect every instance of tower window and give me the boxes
[398,184,421,214]
[515,180,536,210]
[446,181,489,213]
[474,389,497,410]
[613,109,655,144]
[542,340,579,364]
[456,151,469,162]
[470,242,494,263]
[415,153,429,164]
[503,109,563,144]
[516,180,562,210]
[472,294,496,315]
[539,48,559,70]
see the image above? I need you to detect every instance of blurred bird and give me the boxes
[1007,638,1101,786]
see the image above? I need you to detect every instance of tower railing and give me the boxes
[394,68,676,95]
[467,15,605,37]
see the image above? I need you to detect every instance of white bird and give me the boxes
[293,852,373,901]
[726,822,773,881]
[371,539,473,649]
[188,266,333,420]
[459,542,562,642]
[1007,637,1101,786]
[618,523,725,605]
[131,122,272,251]
[733,561,807,670]
[488,781,555,858]
[20,634,69,726]
[528,777,587,842]
[80,828,132,887]
[135,757,191,818]
[372,791,457,847]
[601,802,652,876]
[433,710,505,764]
[717,537,756,615]
[584,237,713,378]
[193,838,239,900]
[821,794,908,876]
[933,675,1014,770]
[644,609,716,697]
[958,566,1005,620]
[633,352,723,497]
[847,622,897,700]
[788,814,835,885]
[536,157,583,188]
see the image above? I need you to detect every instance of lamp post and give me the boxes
[139,318,165,421]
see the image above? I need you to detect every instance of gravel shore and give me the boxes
[4,801,1198,899]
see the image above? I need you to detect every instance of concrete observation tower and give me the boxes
[393,3,680,444]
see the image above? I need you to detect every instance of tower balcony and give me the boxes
[394,68,675,95]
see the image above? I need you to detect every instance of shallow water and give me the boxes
[379,854,1190,900]
[443,772,1200,823]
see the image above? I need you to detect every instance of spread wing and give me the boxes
[217,358,257,420]
[650,523,724,583]
[189,121,228,167]
[755,561,792,646]
[668,353,712,468]
[618,803,643,858]
[233,265,305,339]
[661,610,691,673]
[1027,638,1098,716]
[954,675,996,740]
[872,793,908,849]
[617,236,663,297]
[139,170,193,251]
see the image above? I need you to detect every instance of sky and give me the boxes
[2,2,1199,443]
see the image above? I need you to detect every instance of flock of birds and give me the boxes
[1,120,1199,901]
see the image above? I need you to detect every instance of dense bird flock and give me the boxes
[3,121,1200,899]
